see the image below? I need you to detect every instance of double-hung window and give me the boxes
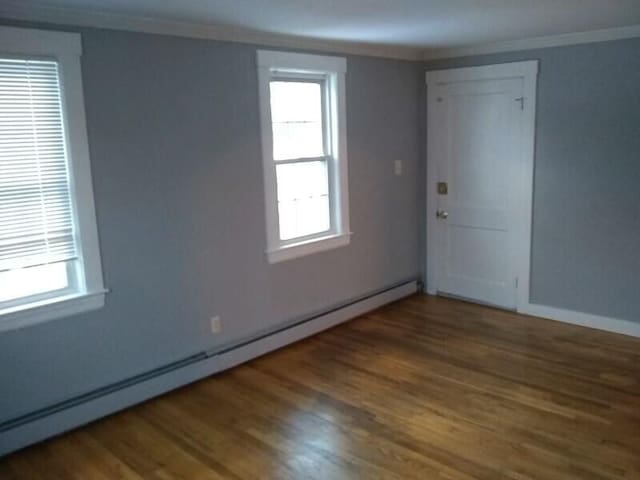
[0,26,105,330]
[257,51,350,263]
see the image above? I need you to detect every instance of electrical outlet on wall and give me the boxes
[210,316,222,333]
[394,160,403,176]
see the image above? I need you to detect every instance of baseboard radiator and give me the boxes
[0,279,418,456]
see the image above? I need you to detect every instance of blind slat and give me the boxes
[0,58,77,271]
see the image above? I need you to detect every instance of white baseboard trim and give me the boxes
[215,281,417,372]
[426,286,640,339]
[520,303,640,339]
[0,280,417,457]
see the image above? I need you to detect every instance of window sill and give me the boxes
[0,290,108,333]
[267,232,351,264]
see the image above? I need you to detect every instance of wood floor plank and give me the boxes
[1,294,639,479]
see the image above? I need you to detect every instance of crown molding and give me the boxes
[0,1,422,61]
[2,1,638,63]
[423,24,640,60]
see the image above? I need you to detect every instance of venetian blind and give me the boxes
[0,57,77,271]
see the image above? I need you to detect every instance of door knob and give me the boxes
[436,210,448,219]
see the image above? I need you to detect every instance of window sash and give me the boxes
[275,156,335,244]
[270,75,329,163]
[269,75,337,243]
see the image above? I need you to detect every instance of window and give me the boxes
[257,50,350,263]
[0,26,105,330]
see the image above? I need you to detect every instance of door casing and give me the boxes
[425,61,539,312]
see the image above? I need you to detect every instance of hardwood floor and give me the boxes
[1,294,639,479]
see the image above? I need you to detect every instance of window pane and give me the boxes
[270,81,324,160]
[276,160,330,240]
[0,262,68,302]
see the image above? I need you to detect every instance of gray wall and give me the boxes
[425,37,640,322]
[0,26,423,422]
[2,21,638,427]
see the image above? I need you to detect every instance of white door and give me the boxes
[426,64,536,310]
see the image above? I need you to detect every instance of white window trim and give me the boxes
[257,50,351,263]
[0,26,107,332]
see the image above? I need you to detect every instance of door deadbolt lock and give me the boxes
[436,210,448,219]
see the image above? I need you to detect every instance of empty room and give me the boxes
[0,0,639,478]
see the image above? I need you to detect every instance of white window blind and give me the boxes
[0,57,77,272]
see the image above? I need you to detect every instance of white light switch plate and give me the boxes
[394,160,403,176]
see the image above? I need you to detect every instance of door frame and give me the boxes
[425,61,539,312]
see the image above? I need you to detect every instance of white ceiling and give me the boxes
[4,0,640,55]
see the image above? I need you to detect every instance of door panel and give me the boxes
[433,78,523,309]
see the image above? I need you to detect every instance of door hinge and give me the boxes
[515,277,519,289]
[515,97,525,110]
